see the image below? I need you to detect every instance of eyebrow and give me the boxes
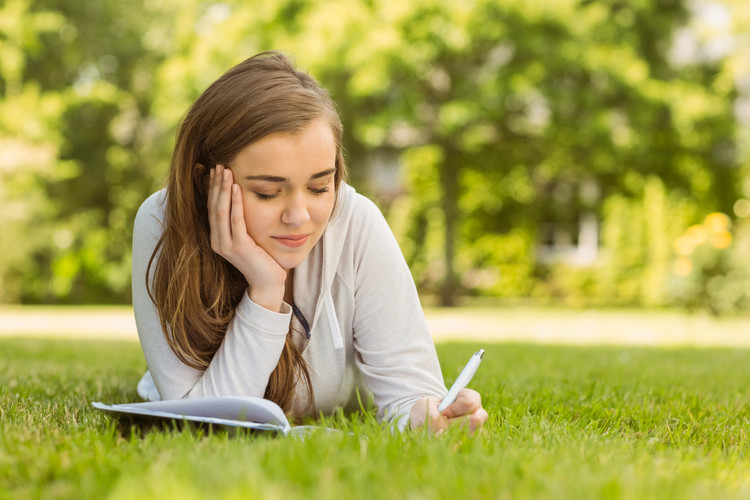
[244,168,336,183]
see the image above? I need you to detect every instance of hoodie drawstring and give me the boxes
[324,293,344,349]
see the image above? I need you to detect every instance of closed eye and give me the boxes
[254,191,280,200]
[308,186,330,195]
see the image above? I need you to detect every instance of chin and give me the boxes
[274,254,308,271]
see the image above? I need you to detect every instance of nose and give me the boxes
[281,192,310,226]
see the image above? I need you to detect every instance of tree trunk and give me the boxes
[438,146,460,307]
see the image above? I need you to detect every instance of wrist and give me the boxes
[248,286,285,313]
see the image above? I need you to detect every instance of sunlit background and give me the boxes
[1,0,749,316]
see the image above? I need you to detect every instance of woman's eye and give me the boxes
[254,191,279,200]
[308,186,330,195]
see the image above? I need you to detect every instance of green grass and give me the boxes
[2,338,750,499]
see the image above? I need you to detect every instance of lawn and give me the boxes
[2,335,750,499]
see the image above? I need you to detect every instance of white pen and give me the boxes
[438,348,485,413]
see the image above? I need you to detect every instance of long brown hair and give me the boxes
[147,51,347,412]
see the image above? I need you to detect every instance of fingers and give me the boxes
[467,407,489,433]
[207,164,224,215]
[409,397,449,434]
[231,183,251,245]
[447,407,488,434]
[441,388,488,433]
[210,165,251,253]
[410,393,488,435]
[425,398,449,434]
[208,165,234,255]
[440,388,482,419]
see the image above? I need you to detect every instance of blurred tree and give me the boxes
[0,0,65,301]
[0,0,744,308]
[278,0,742,305]
[0,0,169,302]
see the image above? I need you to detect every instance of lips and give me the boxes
[272,234,310,248]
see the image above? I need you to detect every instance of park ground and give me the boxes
[1,304,749,347]
[3,304,750,499]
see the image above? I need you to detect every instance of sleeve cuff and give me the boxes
[234,292,292,337]
[397,411,412,432]
[386,402,417,432]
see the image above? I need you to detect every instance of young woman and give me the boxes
[132,51,487,432]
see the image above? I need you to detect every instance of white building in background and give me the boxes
[536,212,599,267]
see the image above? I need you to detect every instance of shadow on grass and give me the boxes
[107,413,278,440]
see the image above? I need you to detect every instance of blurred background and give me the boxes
[1,0,749,315]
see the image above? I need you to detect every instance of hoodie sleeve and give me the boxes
[347,194,447,427]
[131,191,290,401]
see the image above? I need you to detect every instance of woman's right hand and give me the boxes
[409,389,487,434]
[207,164,287,311]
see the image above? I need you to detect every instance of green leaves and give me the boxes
[0,0,746,306]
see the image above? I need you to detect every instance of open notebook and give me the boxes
[92,396,313,436]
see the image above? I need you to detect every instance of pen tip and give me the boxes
[476,348,485,358]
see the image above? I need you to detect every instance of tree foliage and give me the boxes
[0,0,747,310]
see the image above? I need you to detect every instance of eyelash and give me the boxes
[254,192,278,200]
[253,187,330,201]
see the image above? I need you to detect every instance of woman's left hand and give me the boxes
[410,389,488,434]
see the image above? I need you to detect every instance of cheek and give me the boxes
[241,197,277,238]
[312,195,336,223]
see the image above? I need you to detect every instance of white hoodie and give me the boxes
[132,183,447,427]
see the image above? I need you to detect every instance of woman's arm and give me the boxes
[345,194,446,426]
[131,191,290,400]
[346,194,487,432]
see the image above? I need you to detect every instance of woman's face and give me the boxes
[228,118,337,271]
